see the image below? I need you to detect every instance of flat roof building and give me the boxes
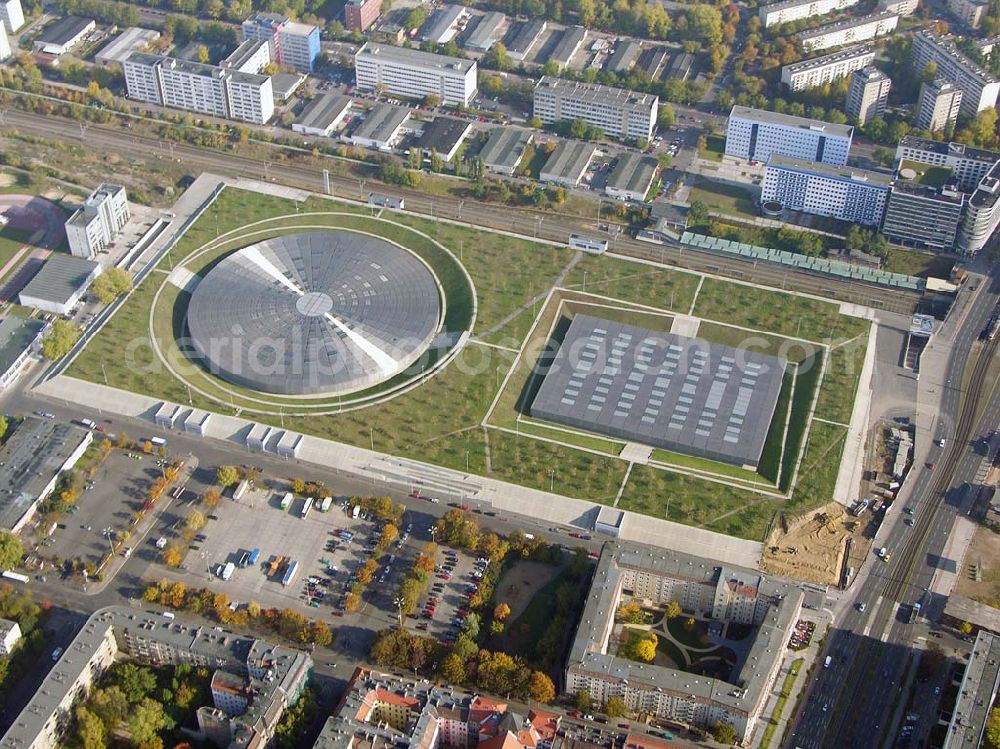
[605,153,658,202]
[0,619,20,656]
[606,39,641,74]
[241,12,319,71]
[533,76,658,143]
[960,159,1000,254]
[354,42,477,107]
[347,102,410,151]
[758,0,859,27]
[0,418,92,533]
[539,139,596,187]
[19,254,102,316]
[292,93,352,137]
[896,135,999,190]
[942,631,1000,748]
[418,4,469,44]
[33,15,94,55]
[797,11,898,52]
[946,0,988,29]
[726,105,853,166]
[911,31,1000,117]
[530,314,786,466]
[0,0,24,33]
[505,18,546,60]
[0,316,44,390]
[0,24,10,62]
[344,0,382,33]
[94,27,160,66]
[463,11,506,52]
[550,25,586,66]
[415,117,472,161]
[781,44,876,92]
[479,128,533,175]
[65,183,129,260]
[846,65,891,126]
[882,181,965,251]
[762,155,891,226]
[916,78,962,132]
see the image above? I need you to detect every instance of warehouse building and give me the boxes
[798,11,898,52]
[33,15,94,56]
[606,39,641,74]
[916,78,962,132]
[463,11,506,52]
[550,25,586,67]
[846,65,890,126]
[418,5,468,44]
[533,76,658,142]
[65,183,130,260]
[354,42,477,107]
[95,27,160,66]
[539,140,596,187]
[758,0,859,27]
[18,254,102,316]
[725,106,853,166]
[605,153,658,202]
[762,155,890,226]
[292,94,351,137]
[896,136,999,190]
[0,0,24,33]
[0,316,44,390]
[415,117,472,161]
[479,128,533,175]
[911,31,1000,116]
[781,44,876,92]
[882,181,965,251]
[344,0,382,33]
[241,12,319,71]
[347,103,410,151]
[505,18,546,60]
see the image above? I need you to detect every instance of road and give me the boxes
[787,272,1000,748]
[4,108,920,315]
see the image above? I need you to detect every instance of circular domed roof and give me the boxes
[186,231,441,395]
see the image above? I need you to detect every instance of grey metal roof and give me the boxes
[462,11,506,51]
[350,103,410,144]
[550,26,586,64]
[766,154,893,187]
[296,93,351,132]
[95,27,160,64]
[607,153,658,196]
[186,231,441,395]
[479,128,532,170]
[730,105,854,138]
[540,140,596,183]
[0,317,43,375]
[505,18,545,55]
[530,314,786,466]
[416,117,471,154]
[356,42,475,74]
[417,4,465,42]
[606,40,641,74]
[18,255,99,305]
[943,630,1000,748]
[36,15,92,46]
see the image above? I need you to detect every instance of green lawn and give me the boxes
[898,160,952,188]
[883,245,955,279]
[0,226,35,281]
[666,616,710,649]
[655,631,686,667]
[698,134,726,162]
[813,331,870,424]
[688,179,757,218]
[562,253,701,313]
[786,420,848,514]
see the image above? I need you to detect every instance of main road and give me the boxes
[4,107,920,315]
[787,272,1000,748]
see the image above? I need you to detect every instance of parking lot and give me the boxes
[408,546,488,644]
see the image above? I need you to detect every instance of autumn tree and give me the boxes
[75,705,106,749]
[344,592,361,612]
[91,267,132,304]
[185,509,206,532]
[528,671,556,703]
[41,319,81,360]
[493,602,511,622]
[616,600,644,624]
[440,652,467,683]
[665,600,683,619]
[960,621,973,636]
[575,689,594,711]
[202,489,222,509]
[291,478,306,494]
[162,544,184,568]
[0,530,24,571]
[712,720,737,745]
[216,465,240,488]
[605,696,627,718]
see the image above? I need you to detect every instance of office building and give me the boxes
[882,181,965,250]
[95,27,160,66]
[124,52,274,124]
[781,44,875,92]
[847,66,890,126]
[0,619,20,656]
[0,0,23,33]
[344,0,381,33]
[960,160,1000,253]
[0,316,44,390]
[762,155,890,226]
[241,12,319,71]
[292,93,351,137]
[911,31,1000,116]
[896,136,1000,190]
[0,23,10,61]
[33,15,94,56]
[354,42,477,107]
[65,183,129,259]
[346,103,410,150]
[758,0,858,27]
[946,0,988,28]
[479,128,533,175]
[605,153,658,202]
[18,255,102,316]
[916,78,962,132]
[463,11,506,52]
[539,140,596,187]
[725,106,853,166]
[0,607,313,749]
[566,542,802,745]
[798,11,898,52]
[942,631,1000,748]
[879,0,918,14]
[533,76,658,142]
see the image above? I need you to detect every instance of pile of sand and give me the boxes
[760,501,852,585]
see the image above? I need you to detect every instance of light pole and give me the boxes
[393,596,404,628]
[102,526,115,556]
[549,469,555,493]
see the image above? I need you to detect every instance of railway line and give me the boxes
[4,108,923,315]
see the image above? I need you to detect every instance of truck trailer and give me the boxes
[282,560,299,587]
[220,562,235,581]
[320,496,333,512]
[280,493,292,510]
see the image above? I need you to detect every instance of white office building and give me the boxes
[960,160,1000,253]
[896,136,1000,190]
[65,183,130,259]
[354,42,477,107]
[0,0,23,33]
[798,11,898,52]
[532,76,658,142]
[0,23,10,61]
[781,44,875,92]
[846,65,891,126]
[916,79,962,132]
[911,31,1000,117]
[762,155,890,225]
[725,106,853,166]
[758,0,859,27]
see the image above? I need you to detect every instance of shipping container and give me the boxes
[220,562,235,580]
[320,496,333,512]
[1,570,29,583]
[151,437,167,447]
[280,493,293,510]
[301,497,313,519]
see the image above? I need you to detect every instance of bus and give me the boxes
[301,497,313,519]
[151,437,167,448]
[569,234,609,254]
[1,570,29,583]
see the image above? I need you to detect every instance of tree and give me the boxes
[657,104,676,129]
[89,686,129,732]
[483,42,509,71]
[462,611,481,638]
[0,530,24,571]
[616,600,644,624]
[116,663,157,704]
[687,201,710,228]
[712,720,737,745]
[344,592,361,612]
[202,489,222,509]
[489,619,505,635]
[665,599,683,619]
[440,652,467,683]
[76,706,106,749]
[404,5,427,30]
[635,637,656,662]
[604,696,627,718]
[527,671,556,703]
[90,267,132,304]
[985,707,1000,749]
[162,544,184,568]
[127,698,169,745]
[216,465,240,488]
[423,93,441,108]
[185,509,206,532]
[290,478,306,494]
[960,621,974,636]
[575,689,594,711]
[493,602,511,622]
[41,319,81,360]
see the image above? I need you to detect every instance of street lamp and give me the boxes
[393,596,404,628]
[102,526,115,556]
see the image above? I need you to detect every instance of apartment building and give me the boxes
[65,183,130,259]
[960,160,1000,253]
[911,31,1000,116]
[0,619,20,656]
[354,42,477,107]
[882,182,965,250]
[124,52,274,124]
[916,79,962,132]
[0,23,10,61]
[798,10,898,52]
[761,155,890,225]
[846,66,891,126]
[344,0,382,33]
[0,0,23,33]
[532,76,658,142]
[781,44,875,92]
[241,12,319,71]
[895,136,999,190]
[946,0,988,28]
[565,543,802,745]
[758,0,859,28]
[725,106,853,166]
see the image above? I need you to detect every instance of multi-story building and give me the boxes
[565,542,802,745]
[946,0,988,28]
[354,42,477,107]
[916,78,962,132]
[725,105,853,166]
[124,52,274,124]
[960,159,1000,253]
[222,38,270,74]
[882,181,965,250]
[758,0,859,28]
[241,12,319,71]
[797,11,898,52]
[532,76,658,142]
[344,0,382,32]
[0,607,313,749]
[878,0,918,15]
[846,65,890,126]
[762,155,890,226]
[0,618,21,656]
[781,44,875,92]
[65,183,129,259]
[0,0,24,33]
[0,22,10,61]
[895,135,999,190]
[942,631,1000,747]
[911,31,1000,116]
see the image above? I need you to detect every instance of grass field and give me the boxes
[688,179,757,218]
[0,226,34,282]
[698,134,727,162]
